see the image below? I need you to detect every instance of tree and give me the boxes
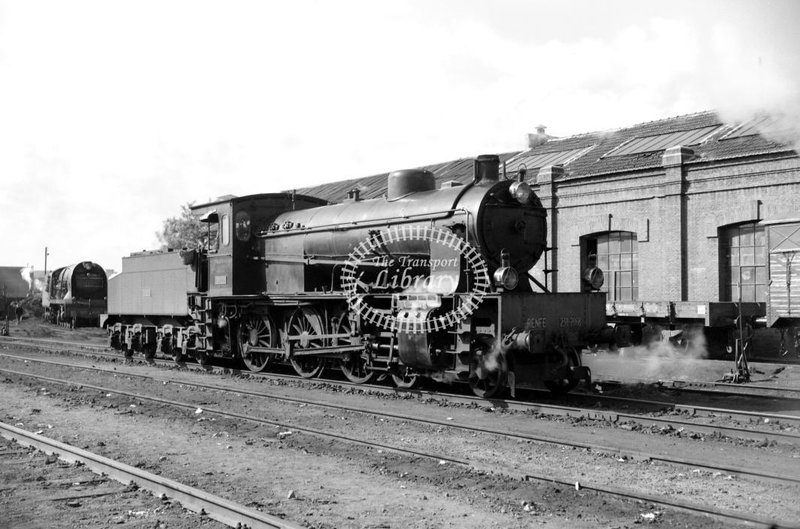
[156,203,203,250]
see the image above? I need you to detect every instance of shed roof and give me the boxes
[293,111,797,202]
[535,110,795,179]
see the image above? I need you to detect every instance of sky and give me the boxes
[1,0,798,272]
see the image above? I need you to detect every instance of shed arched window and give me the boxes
[583,231,638,301]
[719,222,766,302]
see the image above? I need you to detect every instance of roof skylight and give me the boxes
[720,116,770,140]
[506,146,594,174]
[603,125,720,157]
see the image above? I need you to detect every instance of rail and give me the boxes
[0,421,303,529]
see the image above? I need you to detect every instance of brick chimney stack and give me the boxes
[527,124,550,148]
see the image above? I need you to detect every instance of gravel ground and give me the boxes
[2,350,799,528]
[0,436,226,529]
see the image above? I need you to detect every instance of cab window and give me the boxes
[221,214,230,246]
[199,210,220,252]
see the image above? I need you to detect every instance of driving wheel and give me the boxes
[238,314,278,372]
[336,312,374,384]
[286,307,325,378]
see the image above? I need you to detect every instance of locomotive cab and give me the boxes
[190,193,329,297]
[195,206,231,296]
[183,193,328,361]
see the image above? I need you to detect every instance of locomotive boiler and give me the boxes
[43,261,107,327]
[107,155,609,397]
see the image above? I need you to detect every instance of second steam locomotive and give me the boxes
[104,155,612,397]
[43,261,107,327]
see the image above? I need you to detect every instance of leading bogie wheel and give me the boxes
[286,307,325,378]
[238,314,278,373]
[391,366,419,389]
[335,312,374,384]
[544,346,581,395]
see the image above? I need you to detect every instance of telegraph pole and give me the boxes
[44,247,49,276]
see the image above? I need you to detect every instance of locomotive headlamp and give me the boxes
[493,266,519,290]
[493,248,519,290]
[583,266,605,290]
[509,181,533,204]
[582,253,605,290]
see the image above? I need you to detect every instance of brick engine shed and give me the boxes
[296,111,800,359]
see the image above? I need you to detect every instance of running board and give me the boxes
[245,344,364,357]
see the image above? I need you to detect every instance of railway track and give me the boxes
[0,421,303,529]
[3,356,799,476]
[5,352,800,451]
[2,350,800,452]
[6,333,800,402]
[6,333,800,398]
[3,344,799,444]
[1,356,798,528]
[671,379,800,398]
[593,376,800,400]
[0,335,109,353]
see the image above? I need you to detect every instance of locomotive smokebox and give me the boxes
[387,169,436,200]
[474,154,500,183]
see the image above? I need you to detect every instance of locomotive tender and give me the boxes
[105,155,612,397]
[43,261,107,327]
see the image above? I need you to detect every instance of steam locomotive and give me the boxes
[43,261,108,327]
[105,155,613,397]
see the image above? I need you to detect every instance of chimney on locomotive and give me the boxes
[473,154,500,184]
